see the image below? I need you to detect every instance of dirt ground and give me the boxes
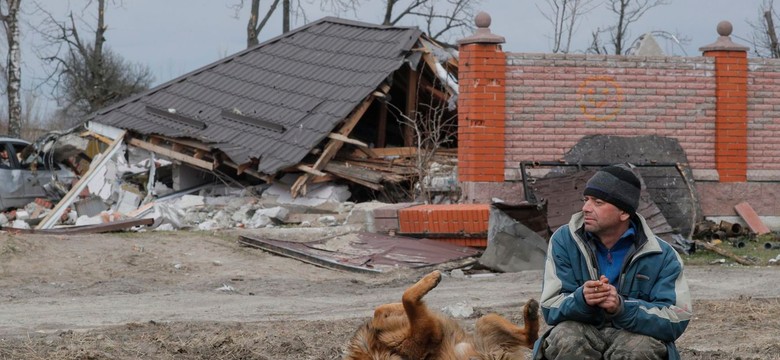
[1,227,779,360]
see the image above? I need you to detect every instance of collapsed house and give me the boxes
[2,17,463,232]
[84,16,458,199]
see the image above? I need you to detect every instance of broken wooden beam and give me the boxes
[327,133,368,147]
[290,83,390,197]
[221,159,272,183]
[297,164,327,177]
[128,137,214,170]
[37,130,128,229]
[694,240,756,266]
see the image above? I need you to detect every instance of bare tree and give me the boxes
[387,72,457,203]
[233,0,360,48]
[35,0,153,124]
[383,0,479,46]
[746,0,780,58]
[591,0,669,55]
[537,0,596,53]
[1,0,22,137]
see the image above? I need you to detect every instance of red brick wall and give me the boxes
[747,59,780,178]
[504,53,717,178]
[458,43,506,182]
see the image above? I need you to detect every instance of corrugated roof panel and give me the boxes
[88,17,422,175]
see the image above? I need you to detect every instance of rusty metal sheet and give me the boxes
[238,232,481,273]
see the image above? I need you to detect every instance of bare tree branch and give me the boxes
[745,0,780,58]
[32,0,152,125]
[537,0,597,53]
[595,0,669,55]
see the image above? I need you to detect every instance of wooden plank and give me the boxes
[311,174,338,184]
[297,164,327,177]
[404,67,418,147]
[128,137,214,170]
[734,201,771,235]
[356,146,379,159]
[37,130,128,229]
[328,133,369,147]
[290,84,390,197]
[351,147,417,158]
[376,101,387,148]
[325,162,384,183]
[222,159,272,183]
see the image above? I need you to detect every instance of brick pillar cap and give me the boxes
[699,20,749,52]
[457,11,505,45]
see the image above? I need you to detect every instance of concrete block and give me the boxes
[478,207,548,272]
[374,218,399,233]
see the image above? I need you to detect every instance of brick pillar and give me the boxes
[457,12,506,183]
[700,21,749,182]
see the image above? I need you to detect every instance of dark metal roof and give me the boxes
[87,17,423,174]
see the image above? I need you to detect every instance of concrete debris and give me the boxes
[216,284,236,292]
[478,206,547,272]
[10,219,30,229]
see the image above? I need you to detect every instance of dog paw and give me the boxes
[420,270,442,290]
[524,299,540,320]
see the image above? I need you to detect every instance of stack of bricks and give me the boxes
[397,204,490,247]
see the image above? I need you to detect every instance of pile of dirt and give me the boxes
[1,230,779,359]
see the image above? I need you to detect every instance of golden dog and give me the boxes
[345,270,540,360]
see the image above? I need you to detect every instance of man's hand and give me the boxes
[584,276,621,314]
[596,275,621,314]
[583,279,608,306]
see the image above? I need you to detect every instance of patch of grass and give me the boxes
[684,236,780,266]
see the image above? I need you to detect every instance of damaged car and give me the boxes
[0,136,78,210]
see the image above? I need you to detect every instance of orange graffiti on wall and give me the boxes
[577,75,623,121]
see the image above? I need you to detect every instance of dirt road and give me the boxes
[1,228,779,359]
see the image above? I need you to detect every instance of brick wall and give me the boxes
[456,17,780,219]
[504,53,716,178]
[747,59,780,180]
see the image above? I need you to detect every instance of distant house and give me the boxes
[87,17,457,197]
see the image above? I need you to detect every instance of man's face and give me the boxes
[0,150,8,159]
[581,195,627,235]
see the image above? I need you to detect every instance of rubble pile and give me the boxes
[0,124,397,234]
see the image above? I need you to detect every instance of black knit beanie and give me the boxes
[583,164,641,214]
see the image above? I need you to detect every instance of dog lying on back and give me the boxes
[345,270,540,360]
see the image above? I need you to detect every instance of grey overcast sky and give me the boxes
[15,0,764,114]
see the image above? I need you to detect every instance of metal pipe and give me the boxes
[520,162,535,202]
[728,239,746,248]
[764,242,780,250]
[719,220,743,236]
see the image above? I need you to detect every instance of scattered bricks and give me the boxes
[373,202,419,233]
